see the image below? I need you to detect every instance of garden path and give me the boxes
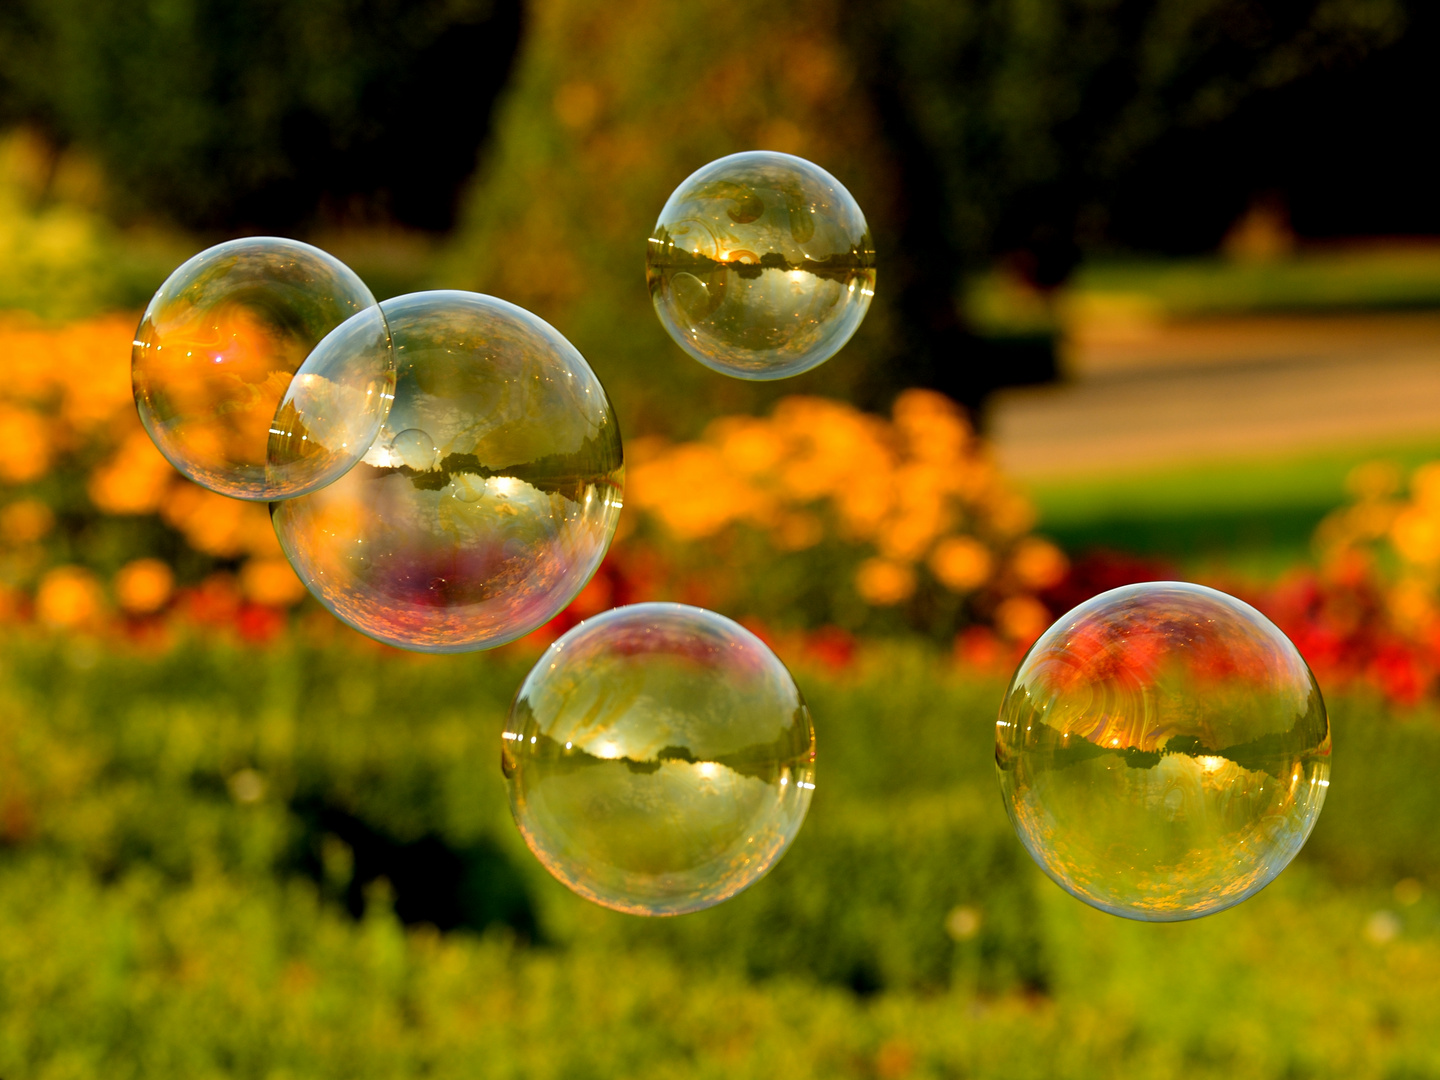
[988,312,1440,478]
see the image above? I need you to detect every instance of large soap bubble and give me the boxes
[133,237,393,500]
[997,582,1330,921]
[503,603,816,915]
[646,151,875,380]
[271,290,624,652]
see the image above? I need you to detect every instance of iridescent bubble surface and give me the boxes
[504,603,816,915]
[133,237,391,500]
[996,582,1330,921]
[267,304,397,498]
[271,290,624,652]
[646,151,875,380]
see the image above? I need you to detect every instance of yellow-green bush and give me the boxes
[5,634,1440,1076]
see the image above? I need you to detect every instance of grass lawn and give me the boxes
[968,244,1440,337]
[1024,436,1440,580]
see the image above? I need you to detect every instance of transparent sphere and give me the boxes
[503,603,816,915]
[133,237,392,500]
[997,582,1330,921]
[271,291,624,652]
[646,151,875,380]
[268,304,397,498]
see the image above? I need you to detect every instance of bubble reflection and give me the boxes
[996,582,1330,921]
[271,291,624,652]
[133,237,389,500]
[647,151,875,380]
[503,603,816,915]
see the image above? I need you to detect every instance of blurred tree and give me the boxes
[847,0,1408,407]
[442,0,896,437]
[0,0,522,231]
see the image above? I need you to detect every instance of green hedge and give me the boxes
[0,634,1045,996]
[5,633,1440,1077]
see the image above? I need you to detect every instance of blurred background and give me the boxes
[6,0,1440,1075]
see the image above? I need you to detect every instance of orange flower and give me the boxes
[1413,462,1440,508]
[892,388,971,465]
[6,312,137,433]
[709,415,784,477]
[0,499,54,544]
[629,442,752,539]
[135,303,302,472]
[114,558,175,614]
[161,483,277,558]
[35,566,106,629]
[88,429,179,515]
[1392,506,1440,566]
[0,405,52,483]
[855,557,916,606]
[930,536,993,592]
[622,390,1054,627]
[1010,538,1069,590]
[994,595,1052,644]
[771,511,824,551]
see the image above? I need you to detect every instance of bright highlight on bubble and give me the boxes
[647,151,875,381]
[503,603,815,915]
[997,582,1330,921]
[133,237,392,500]
[272,290,624,652]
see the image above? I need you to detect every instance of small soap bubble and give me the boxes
[646,151,875,380]
[271,290,624,652]
[134,237,393,500]
[996,582,1330,921]
[391,429,439,472]
[503,602,815,915]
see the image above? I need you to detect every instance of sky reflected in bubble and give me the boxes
[272,290,623,652]
[504,603,815,915]
[647,151,875,381]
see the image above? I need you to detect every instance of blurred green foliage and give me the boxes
[846,0,1409,404]
[0,0,520,230]
[4,634,1440,1076]
[1,0,1430,419]
[855,0,1407,272]
[0,131,187,318]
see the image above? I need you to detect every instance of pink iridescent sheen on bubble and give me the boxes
[271,291,623,652]
[503,603,815,915]
[996,582,1330,921]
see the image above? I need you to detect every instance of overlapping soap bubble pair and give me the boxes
[132,149,1331,926]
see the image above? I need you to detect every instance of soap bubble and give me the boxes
[503,602,815,915]
[271,291,624,652]
[268,304,397,497]
[646,151,875,380]
[997,582,1330,921]
[134,237,392,500]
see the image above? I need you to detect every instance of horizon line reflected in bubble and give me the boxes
[647,151,875,381]
[272,290,624,653]
[996,581,1330,922]
[503,603,816,916]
